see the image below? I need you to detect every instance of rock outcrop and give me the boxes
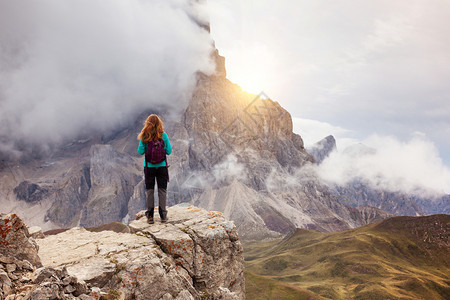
[0,213,94,299]
[37,204,244,299]
[0,213,41,267]
[1,205,244,299]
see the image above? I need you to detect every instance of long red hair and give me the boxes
[138,114,164,143]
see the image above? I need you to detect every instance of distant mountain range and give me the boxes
[308,135,449,217]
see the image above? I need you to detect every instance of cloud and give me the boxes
[0,0,215,156]
[317,134,450,195]
[292,117,358,150]
[208,0,450,165]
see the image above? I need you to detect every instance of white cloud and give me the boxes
[208,0,450,165]
[317,134,450,195]
[292,117,357,150]
[211,154,246,183]
[0,0,215,154]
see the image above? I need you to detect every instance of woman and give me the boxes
[138,114,172,224]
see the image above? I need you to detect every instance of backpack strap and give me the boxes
[166,158,169,182]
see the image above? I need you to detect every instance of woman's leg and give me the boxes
[155,167,169,222]
[145,167,157,222]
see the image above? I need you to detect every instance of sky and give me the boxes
[207,0,450,168]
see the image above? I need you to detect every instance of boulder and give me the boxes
[0,213,41,267]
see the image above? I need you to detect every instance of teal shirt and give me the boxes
[138,132,172,167]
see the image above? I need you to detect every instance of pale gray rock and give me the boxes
[0,269,12,287]
[80,144,141,227]
[37,204,244,299]
[28,226,45,239]
[8,272,18,281]
[19,260,33,271]
[126,179,146,221]
[20,276,31,283]
[79,294,96,300]
[44,162,91,227]
[32,267,57,284]
[0,213,41,267]
[6,263,16,273]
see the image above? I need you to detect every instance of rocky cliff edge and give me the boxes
[0,204,244,299]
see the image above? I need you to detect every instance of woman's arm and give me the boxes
[138,140,146,155]
[162,132,172,155]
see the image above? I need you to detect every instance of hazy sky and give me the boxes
[208,0,450,169]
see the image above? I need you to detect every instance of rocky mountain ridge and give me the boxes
[1,204,244,299]
[309,135,449,217]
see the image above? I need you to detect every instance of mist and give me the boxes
[317,134,450,196]
[0,0,215,158]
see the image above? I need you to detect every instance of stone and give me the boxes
[0,214,41,267]
[28,226,45,239]
[19,276,31,283]
[32,267,56,284]
[0,269,12,286]
[175,290,196,300]
[54,266,68,279]
[8,272,18,281]
[62,275,77,286]
[72,281,89,297]
[6,264,16,274]
[0,255,14,264]
[30,286,55,300]
[64,284,76,294]
[90,287,101,299]
[2,280,12,296]
[79,294,96,300]
[19,260,33,271]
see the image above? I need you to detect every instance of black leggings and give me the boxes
[144,167,168,190]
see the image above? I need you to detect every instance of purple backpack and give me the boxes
[145,139,166,164]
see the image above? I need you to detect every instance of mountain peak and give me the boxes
[307,135,337,164]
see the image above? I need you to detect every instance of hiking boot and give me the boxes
[158,205,168,223]
[145,207,154,224]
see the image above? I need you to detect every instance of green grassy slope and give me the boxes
[244,215,449,300]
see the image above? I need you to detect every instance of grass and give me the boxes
[245,271,319,300]
[244,215,450,300]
